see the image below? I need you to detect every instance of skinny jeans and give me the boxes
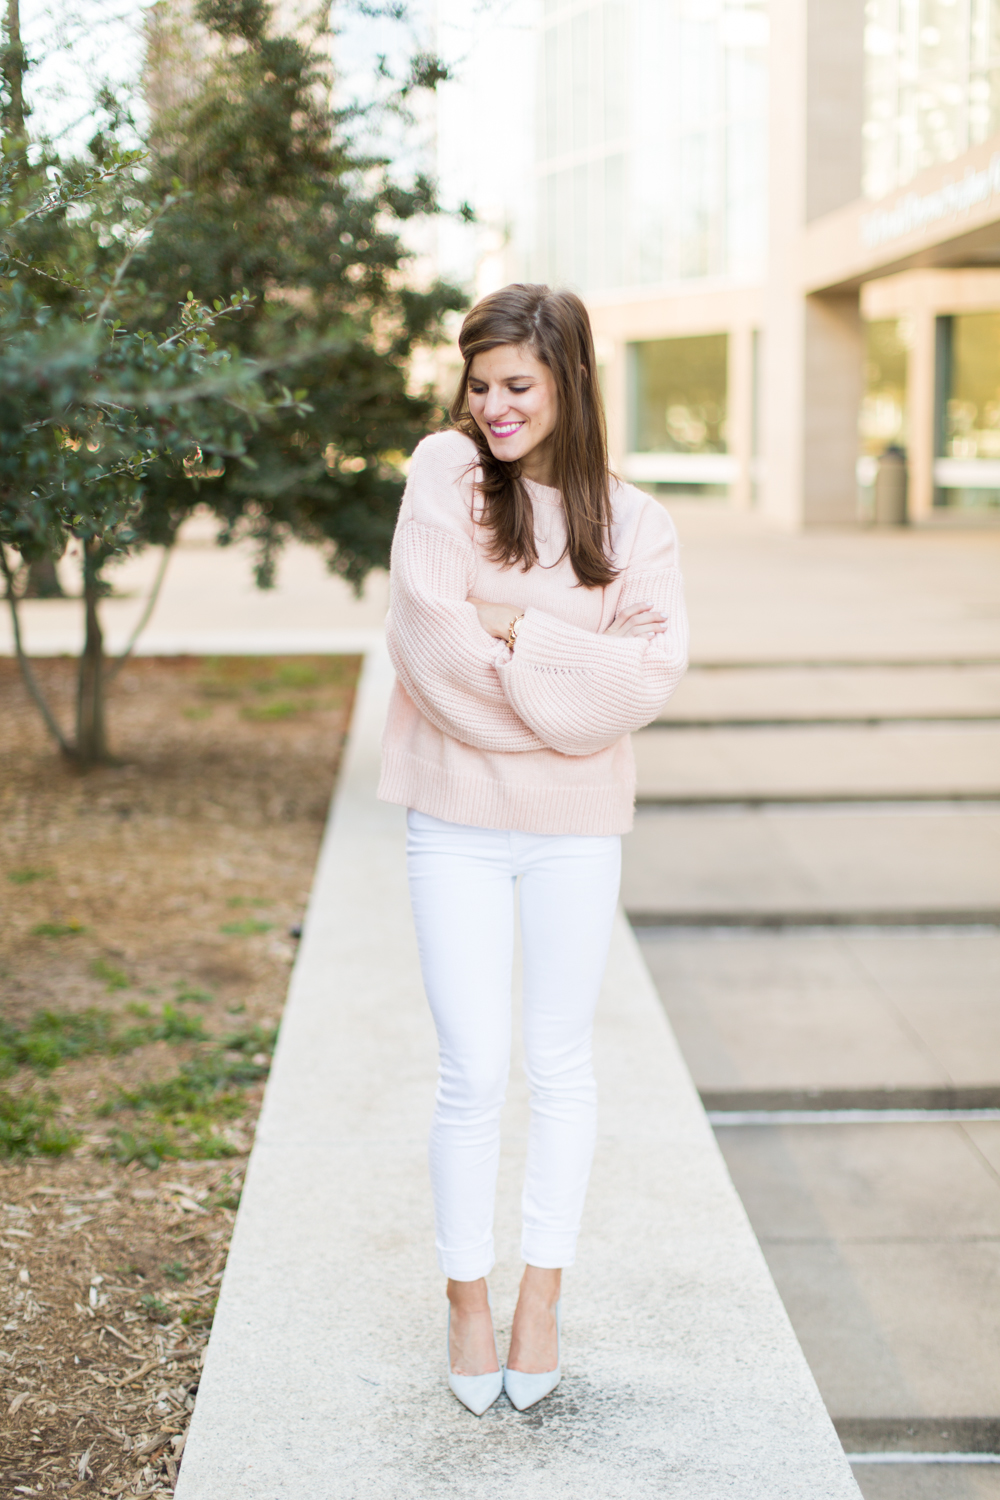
[406,809,621,1281]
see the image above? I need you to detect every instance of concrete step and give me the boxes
[633,723,1000,803]
[622,805,1000,922]
[636,928,1000,1097]
[635,924,1000,1498]
[174,647,860,1500]
[717,1119,1000,1423]
[659,664,1000,726]
[849,1460,1000,1499]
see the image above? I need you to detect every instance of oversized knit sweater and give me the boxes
[378,429,689,835]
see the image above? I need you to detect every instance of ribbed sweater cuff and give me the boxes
[513,607,645,670]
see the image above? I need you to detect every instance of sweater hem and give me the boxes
[377,747,636,836]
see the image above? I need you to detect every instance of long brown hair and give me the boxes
[449,283,617,588]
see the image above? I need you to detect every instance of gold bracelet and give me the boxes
[506,614,523,650]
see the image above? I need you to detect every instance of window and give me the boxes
[624,334,734,497]
[933,311,1000,507]
[629,335,729,453]
[860,319,910,456]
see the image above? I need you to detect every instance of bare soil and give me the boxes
[0,653,359,1496]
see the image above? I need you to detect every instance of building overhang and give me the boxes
[860,266,1000,318]
[585,279,764,341]
[802,132,1000,293]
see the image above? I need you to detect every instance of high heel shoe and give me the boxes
[447,1295,503,1417]
[503,1300,561,1412]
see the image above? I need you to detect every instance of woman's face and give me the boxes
[466,343,559,484]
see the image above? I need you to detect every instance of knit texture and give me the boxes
[379,429,689,835]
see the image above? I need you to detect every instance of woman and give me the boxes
[379,283,688,1415]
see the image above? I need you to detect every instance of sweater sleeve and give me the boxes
[496,505,689,756]
[385,437,547,754]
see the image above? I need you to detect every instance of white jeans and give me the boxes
[406,809,621,1280]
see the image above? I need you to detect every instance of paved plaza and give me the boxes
[630,506,1000,1499]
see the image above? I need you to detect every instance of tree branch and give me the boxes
[105,542,172,684]
[94,196,175,325]
[0,541,75,757]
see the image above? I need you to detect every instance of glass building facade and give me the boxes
[533,0,768,292]
[490,0,1000,521]
[863,0,1000,200]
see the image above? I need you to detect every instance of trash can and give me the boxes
[874,445,907,525]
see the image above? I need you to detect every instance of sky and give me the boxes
[15,0,535,296]
[16,0,466,159]
[18,0,154,155]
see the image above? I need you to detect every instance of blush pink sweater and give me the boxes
[378,430,689,835]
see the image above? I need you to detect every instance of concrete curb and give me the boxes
[0,627,384,657]
[174,644,861,1498]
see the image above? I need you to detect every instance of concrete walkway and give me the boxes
[0,518,389,657]
[174,645,859,1499]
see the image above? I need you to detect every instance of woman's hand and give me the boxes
[603,602,667,639]
[469,597,523,641]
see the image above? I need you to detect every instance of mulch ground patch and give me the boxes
[0,652,359,1496]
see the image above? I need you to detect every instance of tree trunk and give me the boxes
[3,0,25,137]
[23,553,65,597]
[76,541,108,764]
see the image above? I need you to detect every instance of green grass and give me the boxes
[0,1008,120,1076]
[181,1295,217,1328]
[174,984,214,1005]
[152,1005,206,1042]
[107,1124,239,1169]
[100,1025,277,1168]
[108,1130,185,1170]
[219,919,273,936]
[0,1002,211,1078]
[107,1031,273,1116]
[90,957,130,992]
[205,1182,242,1211]
[240,698,312,722]
[7,868,53,885]
[196,654,358,706]
[31,920,87,938]
[162,1262,189,1283]
[225,897,270,909]
[0,990,277,1166]
[266,662,323,690]
[139,1294,171,1320]
[0,1089,79,1157]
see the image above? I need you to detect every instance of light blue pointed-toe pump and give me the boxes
[503,1300,561,1412]
[447,1294,503,1417]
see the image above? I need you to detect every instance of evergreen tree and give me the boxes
[0,0,463,762]
[132,0,465,588]
[0,160,302,763]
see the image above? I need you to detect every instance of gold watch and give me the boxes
[506,614,523,650]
